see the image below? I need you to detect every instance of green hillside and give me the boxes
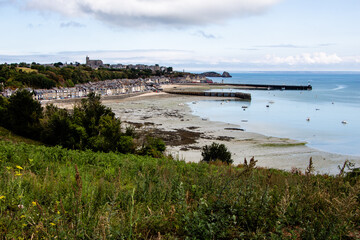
[1,139,359,239]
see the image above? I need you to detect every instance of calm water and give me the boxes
[189,72,360,156]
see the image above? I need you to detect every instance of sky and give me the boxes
[0,0,360,72]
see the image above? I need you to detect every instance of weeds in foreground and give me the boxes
[0,140,359,239]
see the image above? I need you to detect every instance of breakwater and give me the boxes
[211,83,312,91]
[165,90,251,100]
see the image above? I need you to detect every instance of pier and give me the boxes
[165,90,251,100]
[211,83,312,91]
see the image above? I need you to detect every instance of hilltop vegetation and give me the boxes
[0,62,180,90]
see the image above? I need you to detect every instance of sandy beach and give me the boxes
[50,85,360,175]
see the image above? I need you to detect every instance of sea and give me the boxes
[188,72,360,156]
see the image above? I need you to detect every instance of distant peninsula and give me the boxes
[200,71,232,78]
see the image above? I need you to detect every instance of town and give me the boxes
[0,57,213,100]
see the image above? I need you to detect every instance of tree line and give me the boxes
[0,63,178,91]
[0,90,165,157]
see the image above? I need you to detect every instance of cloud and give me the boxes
[318,43,335,47]
[258,52,343,65]
[256,44,304,48]
[21,0,282,27]
[256,43,336,48]
[60,21,85,28]
[27,23,42,28]
[194,30,216,39]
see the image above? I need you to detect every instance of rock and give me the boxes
[200,71,222,77]
[200,71,232,78]
[222,71,232,78]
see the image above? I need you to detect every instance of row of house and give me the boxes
[33,79,149,100]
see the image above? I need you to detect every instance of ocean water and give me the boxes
[188,72,360,156]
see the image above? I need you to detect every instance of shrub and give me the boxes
[201,142,233,164]
[139,136,166,158]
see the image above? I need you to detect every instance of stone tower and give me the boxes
[86,56,89,65]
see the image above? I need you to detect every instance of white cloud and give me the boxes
[21,0,282,27]
[259,52,343,65]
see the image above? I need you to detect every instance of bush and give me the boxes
[201,142,233,164]
[139,136,166,158]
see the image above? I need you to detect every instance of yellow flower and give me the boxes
[50,222,56,226]
[32,201,37,206]
[57,211,60,215]
[0,195,5,200]
[20,215,26,218]
[16,165,23,170]
[15,172,22,176]
[22,224,27,227]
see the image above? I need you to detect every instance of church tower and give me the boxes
[86,56,89,65]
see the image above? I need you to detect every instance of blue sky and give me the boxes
[0,0,359,71]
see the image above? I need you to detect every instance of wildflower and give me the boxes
[50,222,56,226]
[0,195,5,200]
[57,211,60,215]
[15,172,22,176]
[18,205,24,209]
[22,224,27,227]
[20,215,26,218]
[32,201,37,206]
[16,165,23,170]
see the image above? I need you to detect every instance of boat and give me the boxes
[306,117,310,121]
[341,120,348,124]
[241,106,248,109]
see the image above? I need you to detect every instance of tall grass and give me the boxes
[0,140,359,239]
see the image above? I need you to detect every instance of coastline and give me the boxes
[48,85,360,175]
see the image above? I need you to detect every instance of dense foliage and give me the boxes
[201,142,233,164]
[0,140,359,239]
[0,90,165,155]
[0,63,176,89]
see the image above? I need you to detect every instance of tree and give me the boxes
[0,96,9,126]
[201,142,233,164]
[139,136,166,158]
[7,89,43,138]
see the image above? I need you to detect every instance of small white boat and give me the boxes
[341,120,348,124]
[242,105,248,109]
[306,117,310,121]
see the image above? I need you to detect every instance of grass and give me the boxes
[16,67,38,73]
[0,137,359,239]
[0,127,43,146]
